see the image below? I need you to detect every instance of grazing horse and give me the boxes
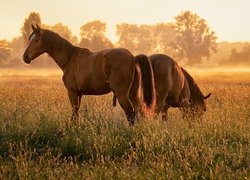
[22,24,155,125]
[113,54,211,120]
[149,54,211,120]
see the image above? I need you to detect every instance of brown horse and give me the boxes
[113,54,211,120]
[22,24,155,125]
[149,54,211,120]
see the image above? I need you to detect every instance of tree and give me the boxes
[116,23,176,55]
[21,12,42,44]
[151,23,176,56]
[220,46,250,66]
[117,23,154,54]
[172,11,217,66]
[79,20,113,51]
[0,40,11,65]
[7,37,25,67]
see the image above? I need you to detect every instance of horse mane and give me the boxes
[42,30,74,52]
[43,30,93,54]
[181,68,204,101]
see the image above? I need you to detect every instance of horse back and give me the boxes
[150,54,183,94]
[149,54,173,92]
[149,54,189,107]
[105,48,135,78]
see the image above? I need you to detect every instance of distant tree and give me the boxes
[80,20,106,39]
[172,11,217,66]
[151,23,176,56]
[0,40,11,65]
[10,37,24,56]
[116,24,137,52]
[116,23,176,55]
[8,37,25,67]
[79,20,113,51]
[116,23,153,54]
[220,46,250,66]
[21,12,42,44]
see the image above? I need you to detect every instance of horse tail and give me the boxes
[135,54,155,109]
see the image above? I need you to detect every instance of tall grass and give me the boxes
[0,71,249,179]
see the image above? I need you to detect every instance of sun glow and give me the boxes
[0,0,250,42]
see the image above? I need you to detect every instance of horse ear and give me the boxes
[31,24,37,32]
[203,93,212,100]
[36,24,41,32]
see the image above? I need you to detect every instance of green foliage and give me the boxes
[0,73,249,179]
[172,11,217,66]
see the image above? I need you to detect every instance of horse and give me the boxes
[22,24,155,125]
[113,54,211,120]
[149,54,211,120]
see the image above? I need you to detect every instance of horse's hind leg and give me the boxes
[129,93,140,116]
[111,83,135,125]
[155,91,168,115]
[113,88,135,125]
[116,96,136,125]
[129,69,141,116]
[109,68,136,125]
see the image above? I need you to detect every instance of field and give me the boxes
[0,69,249,179]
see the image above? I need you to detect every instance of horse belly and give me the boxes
[166,96,180,107]
[80,81,111,95]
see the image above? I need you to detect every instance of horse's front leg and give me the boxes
[162,103,170,121]
[68,90,82,122]
[180,100,191,120]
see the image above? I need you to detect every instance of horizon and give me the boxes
[0,0,250,43]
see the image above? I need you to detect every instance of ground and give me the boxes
[0,69,249,179]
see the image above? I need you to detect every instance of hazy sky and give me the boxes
[0,0,249,42]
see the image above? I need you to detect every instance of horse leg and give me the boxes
[116,95,136,125]
[129,69,141,116]
[109,72,135,125]
[129,94,141,116]
[129,92,141,123]
[68,90,81,122]
[180,99,190,120]
[162,103,170,121]
[112,92,139,123]
[155,91,168,115]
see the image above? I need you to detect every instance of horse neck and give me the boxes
[44,32,75,71]
[181,68,203,102]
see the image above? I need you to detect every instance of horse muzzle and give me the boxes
[22,53,31,64]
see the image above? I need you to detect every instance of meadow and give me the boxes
[0,69,249,179]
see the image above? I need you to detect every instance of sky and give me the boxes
[0,0,249,42]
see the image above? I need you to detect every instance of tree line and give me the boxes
[0,11,249,68]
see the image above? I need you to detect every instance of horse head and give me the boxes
[23,24,46,64]
[182,68,212,119]
[190,92,212,119]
